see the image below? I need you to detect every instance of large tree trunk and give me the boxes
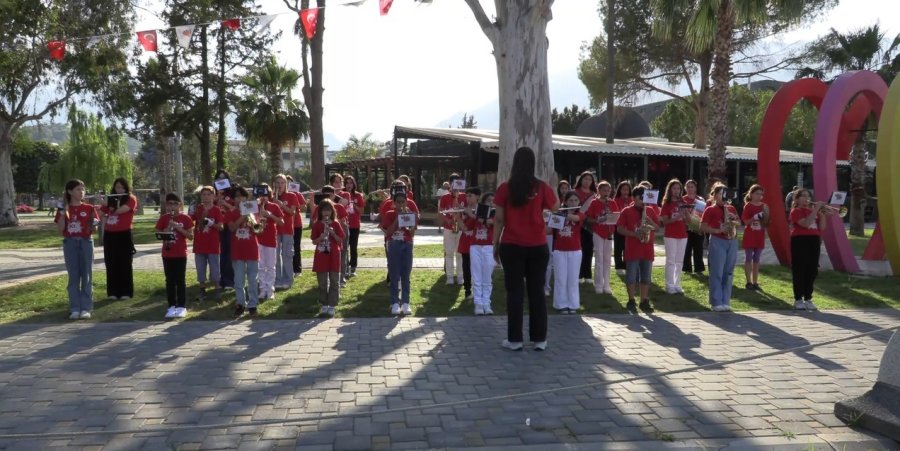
[605,0,615,144]
[848,136,867,236]
[300,0,326,188]
[215,23,228,183]
[0,122,19,227]
[693,53,712,150]
[200,25,213,183]
[269,142,283,180]
[466,0,555,183]
[707,0,734,188]
[290,142,297,173]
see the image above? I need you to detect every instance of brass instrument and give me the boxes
[721,201,741,240]
[636,207,656,244]
[813,202,848,217]
[245,210,265,235]
[165,211,177,250]
[321,219,333,254]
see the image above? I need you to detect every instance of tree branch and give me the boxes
[636,79,692,107]
[680,62,697,96]
[17,92,74,125]
[464,0,497,46]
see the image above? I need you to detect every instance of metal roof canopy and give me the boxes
[393,125,862,167]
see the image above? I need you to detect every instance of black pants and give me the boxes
[349,227,360,269]
[613,233,626,270]
[683,231,706,272]
[293,227,303,274]
[462,252,471,296]
[499,244,549,343]
[103,230,134,298]
[791,235,820,301]
[163,257,187,308]
[219,229,234,288]
[579,227,593,279]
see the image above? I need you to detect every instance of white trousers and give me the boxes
[442,229,462,278]
[553,250,582,310]
[258,244,277,295]
[469,245,495,306]
[544,234,554,292]
[592,235,613,292]
[664,237,688,292]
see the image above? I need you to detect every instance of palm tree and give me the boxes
[651,0,805,187]
[235,58,310,180]
[334,133,383,163]
[797,25,900,236]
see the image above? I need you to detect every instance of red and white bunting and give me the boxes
[48,41,66,61]
[222,19,241,31]
[379,0,393,16]
[136,30,158,52]
[175,25,196,49]
[300,9,319,40]
[254,14,277,33]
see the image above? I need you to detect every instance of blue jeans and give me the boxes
[275,234,295,288]
[63,237,94,313]
[387,240,413,305]
[708,236,737,307]
[233,260,259,308]
[195,253,220,285]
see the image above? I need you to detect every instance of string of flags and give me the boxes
[42,0,435,61]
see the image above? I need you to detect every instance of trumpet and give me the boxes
[245,212,265,235]
[165,211,177,250]
[813,202,848,217]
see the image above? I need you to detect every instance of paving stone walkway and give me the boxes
[1,309,898,450]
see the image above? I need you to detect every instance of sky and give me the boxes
[132,0,900,148]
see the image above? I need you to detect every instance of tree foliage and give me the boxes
[12,135,62,194]
[797,25,900,83]
[458,113,478,129]
[551,105,591,135]
[334,133,383,163]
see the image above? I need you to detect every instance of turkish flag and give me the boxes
[300,9,318,40]
[222,19,240,31]
[379,0,393,16]
[136,30,158,52]
[47,41,65,61]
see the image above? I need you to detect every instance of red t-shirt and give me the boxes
[275,192,300,235]
[192,204,223,255]
[701,204,739,240]
[586,198,619,239]
[470,219,494,246]
[382,208,417,242]
[494,181,557,247]
[55,204,98,238]
[614,196,632,212]
[660,201,689,239]
[224,210,259,261]
[457,217,477,254]
[100,194,137,232]
[341,191,366,229]
[156,213,194,258]
[380,200,419,240]
[617,205,658,261]
[741,202,767,249]
[439,193,467,229]
[574,188,594,206]
[257,202,284,248]
[311,220,345,272]
[294,193,307,230]
[790,207,821,237]
[553,212,584,252]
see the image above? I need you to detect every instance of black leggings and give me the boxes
[293,227,303,273]
[103,230,134,298]
[349,228,360,269]
[579,227,593,279]
[613,233,626,270]
[462,252,471,295]
[499,244,549,343]
[683,230,706,272]
[163,257,187,308]
[219,229,234,288]
[791,235,820,301]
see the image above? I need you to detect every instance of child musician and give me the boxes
[311,199,345,317]
[383,192,418,316]
[224,186,261,318]
[255,184,285,302]
[379,181,420,284]
[457,187,481,301]
[682,179,706,274]
[468,192,496,315]
[700,183,740,312]
[156,193,194,319]
[546,180,571,296]
[272,174,300,290]
[192,186,224,301]
[789,188,826,311]
[660,179,689,294]
[55,179,99,320]
[612,180,633,274]
[616,186,660,314]
[439,174,466,285]
[741,184,769,291]
[586,180,619,294]
[553,192,586,314]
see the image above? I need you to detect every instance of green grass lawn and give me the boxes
[0,216,162,249]
[1,266,896,324]
[299,244,444,260]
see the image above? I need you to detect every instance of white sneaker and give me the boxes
[722,304,732,312]
[107,295,117,300]
[616,269,626,276]
[544,289,551,296]
[594,287,603,295]
[483,306,494,315]
[445,277,454,286]
[804,300,818,311]
[165,306,176,319]
[79,311,91,319]
[604,287,613,294]
[174,307,187,318]
[456,276,465,285]
[501,339,523,351]
[474,304,484,316]
[266,292,275,301]
[401,303,412,315]
[794,300,806,310]
[533,341,548,351]
[391,303,402,315]
[327,306,336,317]
[69,311,80,320]
[320,305,330,316]
[712,305,726,312]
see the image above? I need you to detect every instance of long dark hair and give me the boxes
[110,177,131,195]
[344,175,358,195]
[64,179,85,204]
[575,171,597,193]
[614,180,632,200]
[662,178,682,204]
[508,147,538,207]
[316,199,335,222]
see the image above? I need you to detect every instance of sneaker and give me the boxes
[484,306,494,315]
[248,307,258,317]
[326,306,336,317]
[639,299,655,314]
[174,307,187,318]
[544,289,551,296]
[119,296,130,300]
[794,300,806,310]
[79,311,91,319]
[616,269,626,276]
[339,280,347,288]
[401,303,412,315]
[69,311,80,320]
[753,283,761,291]
[722,304,733,312]
[595,288,603,295]
[348,269,357,278]
[533,341,548,351]
[107,295,118,300]
[465,293,474,301]
[266,292,276,301]
[474,304,485,316]
[456,276,465,285]
[626,299,638,314]
[501,339,523,351]
[319,305,330,317]
[445,277,454,286]
[391,303,402,315]
[804,300,818,311]
[675,288,684,295]
[165,306,177,319]
[233,305,245,318]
